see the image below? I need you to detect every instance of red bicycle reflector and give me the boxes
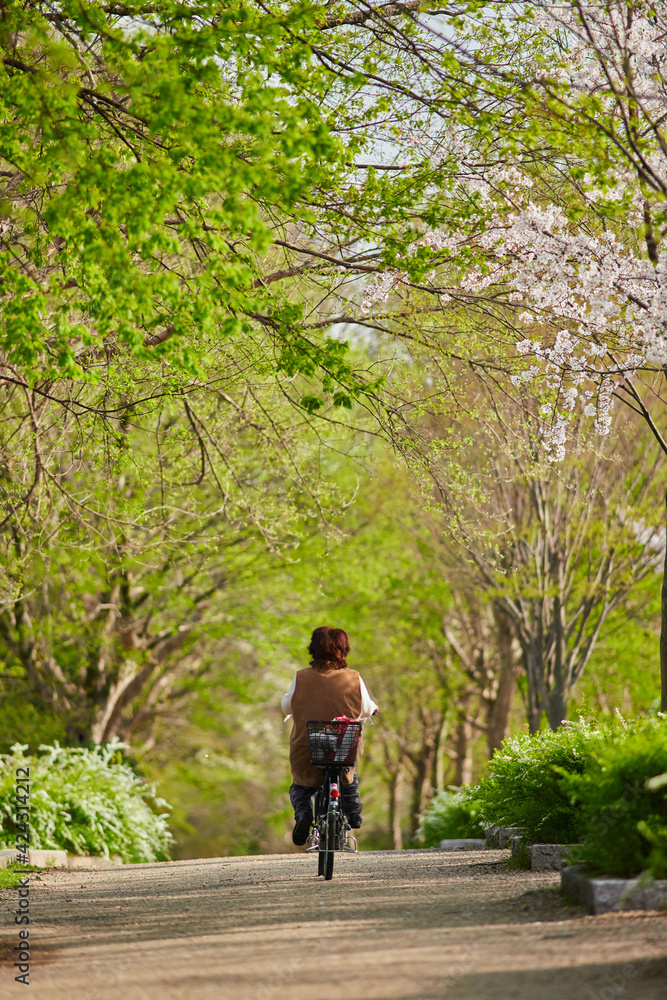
[330,784,339,798]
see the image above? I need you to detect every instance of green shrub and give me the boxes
[563,719,667,878]
[0,742,174,863]
[419,789,485,847]
[473,721,611,844]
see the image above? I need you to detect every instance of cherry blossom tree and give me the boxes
[445,1,667,710]
[311,1,667,707]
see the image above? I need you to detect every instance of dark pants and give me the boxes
[290,776,361,819]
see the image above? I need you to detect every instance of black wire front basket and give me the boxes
[307,720,362,767]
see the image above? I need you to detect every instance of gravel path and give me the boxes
[1,849,666,1000]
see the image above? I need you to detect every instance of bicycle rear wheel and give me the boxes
[323,815,335,881]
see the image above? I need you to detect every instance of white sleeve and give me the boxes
[281,675,297,716]
[358,677,378,719]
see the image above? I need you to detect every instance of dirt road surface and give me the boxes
[1,849,666,1000]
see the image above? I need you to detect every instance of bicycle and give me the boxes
[304,718,363,881]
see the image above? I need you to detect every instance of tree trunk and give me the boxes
[387,767,403,851]
[487,609,517,756]
[544,686,568,733]
[452,714,474,786]
[549,567,568,731]
[523,641,543,734]
[407,752,428,842]
[661,489,667,712]
[431,716,447,793]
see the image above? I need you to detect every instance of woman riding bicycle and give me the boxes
[281,626,378,846]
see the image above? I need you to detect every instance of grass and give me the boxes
[0,861,54,889]
[0,867,26,890]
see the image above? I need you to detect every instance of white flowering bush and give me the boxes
[0,742,174,863]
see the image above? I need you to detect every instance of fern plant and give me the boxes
[419,789,485,847]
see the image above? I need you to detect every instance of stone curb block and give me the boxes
[484,826,524,849]
[530,844,579,871]
[27,850,68,868]
[67,855,123,869]
[484,826,500,848]
[1,847,123,869]
[498,827,524,849]
[438,839,487,851]
[510,835,529,858]
[561,864,667,914]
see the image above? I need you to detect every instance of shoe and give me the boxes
[347,812,362,829]
[292,811,312,846]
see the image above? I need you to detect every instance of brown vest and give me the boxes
[289,665,363,786]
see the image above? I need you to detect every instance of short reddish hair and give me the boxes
[308,626,349,668]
